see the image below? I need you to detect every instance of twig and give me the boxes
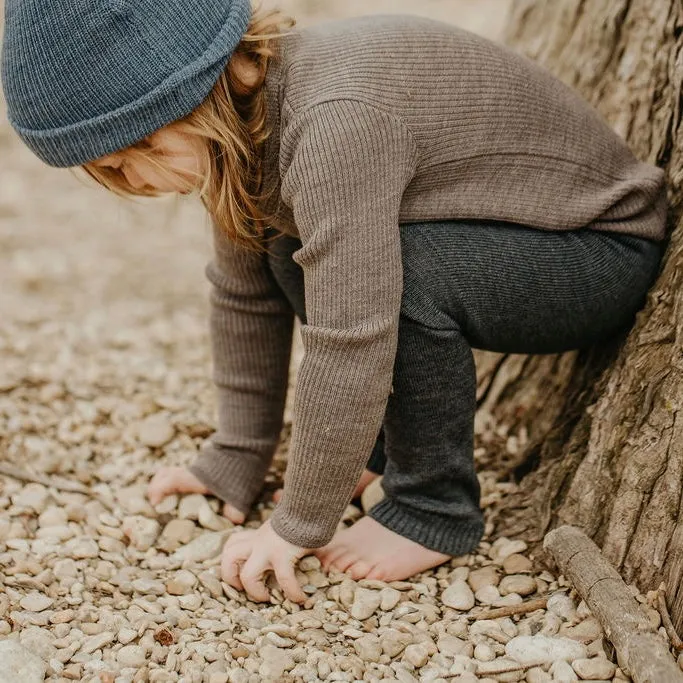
[0,462,115,512]
[658,583,683,651]
[467,596,548,621]
[545,525,683,683]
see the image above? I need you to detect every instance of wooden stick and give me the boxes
[544,525,683,683]
[0,463,115,512]
[658,583,683,651]
[467,596,548,621]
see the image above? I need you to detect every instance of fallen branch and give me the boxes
[658,583,683,651]
[467,596,548,621]
[0,462,115,512]
[544,525,683,683]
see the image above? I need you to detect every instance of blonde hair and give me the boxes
[82,2,295,252]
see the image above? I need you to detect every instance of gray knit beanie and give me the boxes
[1,0,252,167]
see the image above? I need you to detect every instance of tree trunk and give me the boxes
[481,0,683,628]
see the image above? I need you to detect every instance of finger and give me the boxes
[272,553,307,604]
[240,553,271,603]
[220,539,251,592]
[222,502,246,525]
[272,488,283,504]
[147,467,207,505]
[225,529,256,547]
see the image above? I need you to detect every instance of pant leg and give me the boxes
[369,219,664,556]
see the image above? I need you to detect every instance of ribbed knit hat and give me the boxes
[1,0,252,167]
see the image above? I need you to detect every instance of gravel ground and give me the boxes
[0,1,660,682]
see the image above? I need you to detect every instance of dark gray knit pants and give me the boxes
[265,220,664,556]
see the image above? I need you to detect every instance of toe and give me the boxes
[222,503,246,525]
[329,551,361,575]
[346,559,373,581]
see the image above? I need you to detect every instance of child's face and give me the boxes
[91,127,205,194]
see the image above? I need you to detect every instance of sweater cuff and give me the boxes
[188,444,271,515]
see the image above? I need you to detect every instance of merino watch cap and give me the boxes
[1,0,252,167]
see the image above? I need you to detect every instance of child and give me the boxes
[2,0,668,604]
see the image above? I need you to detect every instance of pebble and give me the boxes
[172,531,228,563]
[380,629,413,657]
[442,579,475,610]
[19,593,54,612]
[571,657,616,679]
[502,553,533,573]
[166,569,198,595]
[81,631,115,654]
[550,659,579,681]
[505,635,587,666]
[117,644,147,668]
[403,643,432,668]
[354,635,382,662]
[490,538,528,563]
[475,584,501,605]
[499,574,536,597]
[547,593,577,621]
[65,536,99,559]
[0,640,46,683]
[137,414,175,447]
[178,494,207,520]
[132,578,166,595]
[351,588,382,620]
[468,565,500,591]
[11,484,50,514]
[122,516,161,551]
[158,518,196,552]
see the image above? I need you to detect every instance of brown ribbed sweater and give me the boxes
[189,14,668,548]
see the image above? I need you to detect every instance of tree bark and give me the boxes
[482,0,683,628]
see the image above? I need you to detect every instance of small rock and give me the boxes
[11,483,50,514]
[527,667,552,683]
[380,587,401,611]
[172,531,228,563]
[118,628,137,645]
[258,644,295,678]
[137,414,175,448]
[117,645,147,668]
[66,537,99,559]
[403,643,431,668]
[122,516,160,552]
[562,617,603,642]
[80,631,115,654]
[475,585,501,605]
[499,575,536,597]
[20,593,54,612]
[166,569,198,595]
[490,538,529,563]
[353,634,382,662]
[132,578,166,596]
[550,659,578,682]
[158,518,195,552]
[380,629,413,657]
[502,553,533,574]
[505,635,587,666]
[351,587,382,620]
[437,634,471,657]
[178,494,207,520]
[547,593,577,621]
[473,643,495,662]
[198,501,232,531]
[38,506,69,528]
[443,580,475,611]
[0,640,46,683]
[571,657,616,680]
[468,565,500,592]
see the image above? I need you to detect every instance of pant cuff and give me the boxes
[368,497,484,556]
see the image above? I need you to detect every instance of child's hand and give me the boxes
[147,466,246,524]
[221,519,309,604]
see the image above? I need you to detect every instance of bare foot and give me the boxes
[147,466,246,524]
[314,516,451,582]
[272,468,380,505]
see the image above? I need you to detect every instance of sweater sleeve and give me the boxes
[270,99,419,548]
[188,222,295,514]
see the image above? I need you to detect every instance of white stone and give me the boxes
[547,593,577,621]
[80,631,115,654]
[65,537,99,559]
[11,483,50,514]
[137,414,175,448]
[178,494,207,520]
[490,538,528,563]
[19,593,54,612]
[505,635,587,667]
[380,629,413,657]
[499,574,536,597]
[571,657,616,680]
[0,640,46,683]
[527,667,553,683]
[353,634,382,662]
[550,659,579,681]
[118,628,137,645]
[442,580,475,611]
[38,505,69,528]
[166,569,198,595]
[403,643,431,668]
[122,516,160,552]
[475,584,501,605]
[473,643,495,662]
[351,588,382,620]
[198,501,231,531]
[132,578,165,595]
[172,531,228,563]
[117,644,147,668]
